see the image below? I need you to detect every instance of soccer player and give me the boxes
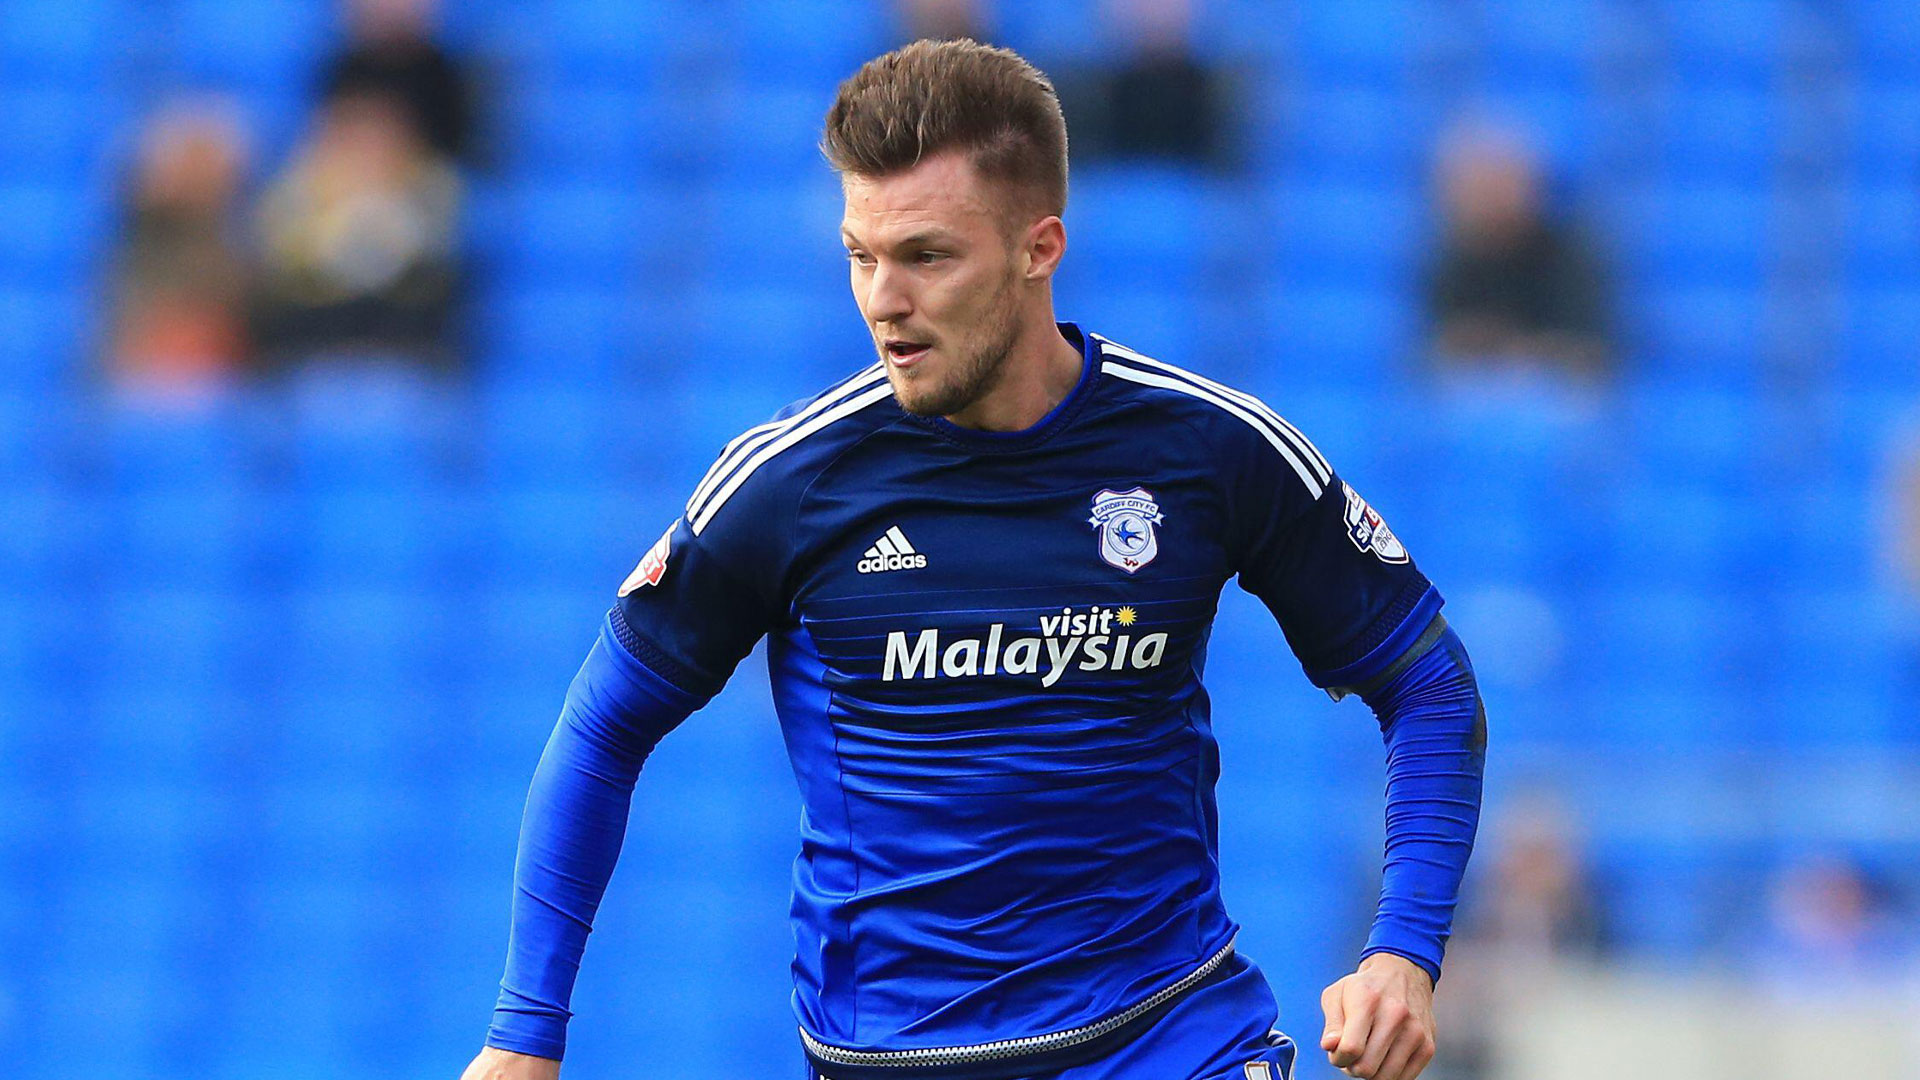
[461,39,1486,1080]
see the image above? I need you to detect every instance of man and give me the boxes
[461,40,1485,1080]
[1423,120,1612,377]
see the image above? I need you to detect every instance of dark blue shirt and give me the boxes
[606,323,1441,1056]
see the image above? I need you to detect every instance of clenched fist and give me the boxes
[1319,952,1437,1080]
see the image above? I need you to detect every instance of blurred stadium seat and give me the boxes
[2,2,1916,1077]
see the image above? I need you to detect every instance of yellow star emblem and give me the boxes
[1115,606,1137,626]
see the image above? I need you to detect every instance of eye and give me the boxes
[915,250,948,265]
[846,249,875,267]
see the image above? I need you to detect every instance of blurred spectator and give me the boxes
[250,89,462,370]
[1752,853,1918,996]
[1427,792,1607,1080]
[1891,438,1920,713]
[320,0,476,162]
[1424,123,1613,377]
[1895,439,1920,595]
[898,0,989,42]
[1464,803,1607,961]
[104,99,254,392]
[1059,0,1231,167]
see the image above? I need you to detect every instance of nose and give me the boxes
[861,260,913,326]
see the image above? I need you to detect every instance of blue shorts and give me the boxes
[808,953,1298,1080]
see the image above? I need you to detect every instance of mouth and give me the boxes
[884,338,932,368]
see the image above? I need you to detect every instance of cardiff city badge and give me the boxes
[1089,487,1164,574]
[1341,481,1409,564]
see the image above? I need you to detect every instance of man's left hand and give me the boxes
[1318,952,1437,1080]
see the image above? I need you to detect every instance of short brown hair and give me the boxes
[822,39,1069,221]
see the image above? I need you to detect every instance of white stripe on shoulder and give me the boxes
[1102,360,1325,498]
[686,417,785,514]
[1095,337,1331,482]
[690,380,896,534]
[686,363,886,518]
[687,362,885,515]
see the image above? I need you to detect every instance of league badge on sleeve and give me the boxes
[1341,481,1409,564]
[618,522,675,596]
[1089,487,1164,574]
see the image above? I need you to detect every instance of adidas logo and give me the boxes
[857,526,927,574]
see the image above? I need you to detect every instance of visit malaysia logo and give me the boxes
[882,604,1168,687]
[1089,487,1163,574]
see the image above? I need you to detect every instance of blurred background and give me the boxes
[3,0,1918,1076]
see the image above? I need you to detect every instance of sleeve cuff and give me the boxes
[604,607,720,708]
[1358,940,1443,987]
[1308,585,1443,691]
[485,1027,567,1061]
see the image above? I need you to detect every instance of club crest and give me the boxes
[1089,487,1164,574]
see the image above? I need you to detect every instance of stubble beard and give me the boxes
[888,272,1023,420]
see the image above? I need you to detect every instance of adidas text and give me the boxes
[857,526,925,574]
[859,552,928,574]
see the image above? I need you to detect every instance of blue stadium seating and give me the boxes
[1263,82,1439,178]
[1608,179,1772,286]
[1068,167,1213,289]
[996,0,1106,64]
[1266,175,1424,287]
[1598,839,1728,957]
[1259,281,1415,385]
[498,85,673,181]
[1282,0,1465,86]
[483,179,676,282]
[1654,0,1792,86]
[509,0,680,77]
[1629,280,1771,376]
[1649,85,1781,181]
[477,284,651,387]
[1837,281,1920,391]
[1624,384,1773,486]
[1475,0,1616,85]
[0,186,99,284]
[1844,181,1920,283]
[0,589,74,703]
[0,0,126,81]
[1,4,1917,1077]
[1846,0,1920,85]
[721,0,887,87]
[93,397,257,488]
[0,87,114,183]
[701,176,847,284]
[166,0,332,90]
[694,83,843,179]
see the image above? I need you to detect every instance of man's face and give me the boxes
[1440,138,1539,247]
[840,151,1029,418]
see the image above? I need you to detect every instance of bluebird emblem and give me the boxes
[1089,487,1164,574]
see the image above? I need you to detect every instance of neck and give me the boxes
[943,311,1084,432]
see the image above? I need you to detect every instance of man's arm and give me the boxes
[460,403,800,1077]
[478,613,703,1065]
[1321,617,1487,1080]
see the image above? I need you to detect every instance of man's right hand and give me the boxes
[459,1047,561,1080]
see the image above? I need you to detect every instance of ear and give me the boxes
[1020,215,1067,282]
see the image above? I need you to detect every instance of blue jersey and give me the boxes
[611,323,1441,1065]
